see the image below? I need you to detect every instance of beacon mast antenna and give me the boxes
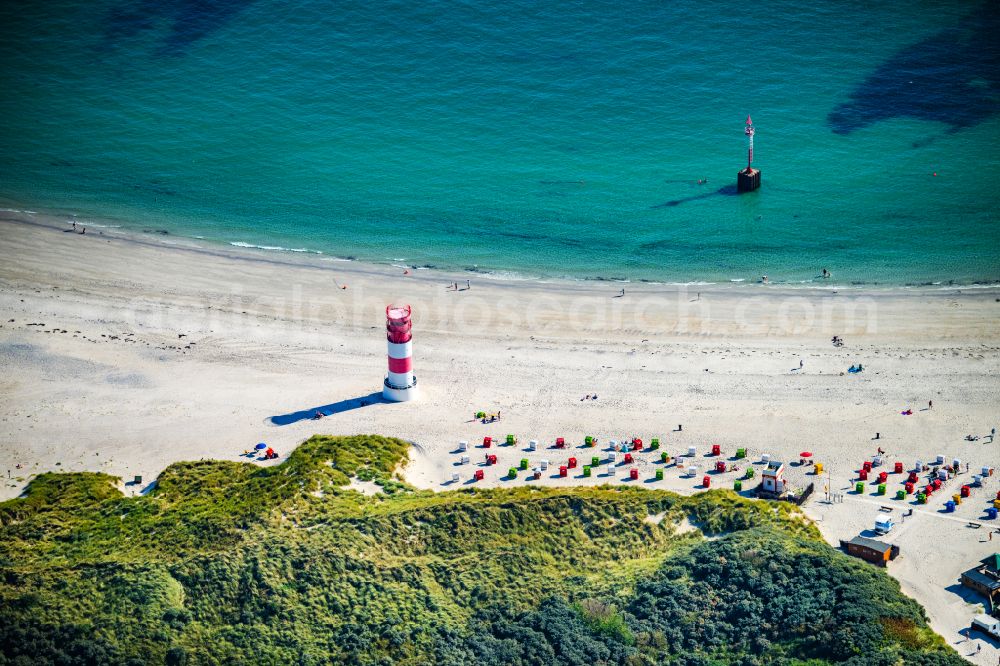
[737,115,761,193]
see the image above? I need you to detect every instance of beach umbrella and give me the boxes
[800,451,812,458]
[255,442,267,450]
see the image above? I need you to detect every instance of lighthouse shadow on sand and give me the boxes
[267,392,384,426]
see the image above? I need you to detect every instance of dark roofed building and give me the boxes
[961,552,1000,611]
[840,536,899,567]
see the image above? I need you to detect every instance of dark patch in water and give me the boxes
[104,0,254,56]
[652,184,739,208]
[489,228,586,249]
[132,183,177,196]
[828,4,1000,134]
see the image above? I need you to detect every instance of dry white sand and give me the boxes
[1,211,999,661]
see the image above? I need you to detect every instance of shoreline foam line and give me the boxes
[2,209,1000,296]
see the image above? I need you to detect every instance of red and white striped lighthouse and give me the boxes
[383,304,418,401]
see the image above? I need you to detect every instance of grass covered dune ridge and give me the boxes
[0,435,965,665]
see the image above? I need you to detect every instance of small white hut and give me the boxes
[762,461,786,494]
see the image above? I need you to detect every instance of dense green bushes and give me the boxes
[0,435,964,665]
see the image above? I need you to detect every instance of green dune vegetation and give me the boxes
[0,435,964,665]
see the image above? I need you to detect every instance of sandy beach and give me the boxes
[1,210,999,662]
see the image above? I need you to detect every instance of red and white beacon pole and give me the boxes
[383,304,418,401]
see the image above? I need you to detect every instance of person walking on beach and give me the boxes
[466,279,470,290]
[621,288,625,296]
[72,221,76,231]
[928,400,932,410]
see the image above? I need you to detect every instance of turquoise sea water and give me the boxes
[1,0,998,285]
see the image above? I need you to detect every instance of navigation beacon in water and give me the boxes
[737,115,761,193]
